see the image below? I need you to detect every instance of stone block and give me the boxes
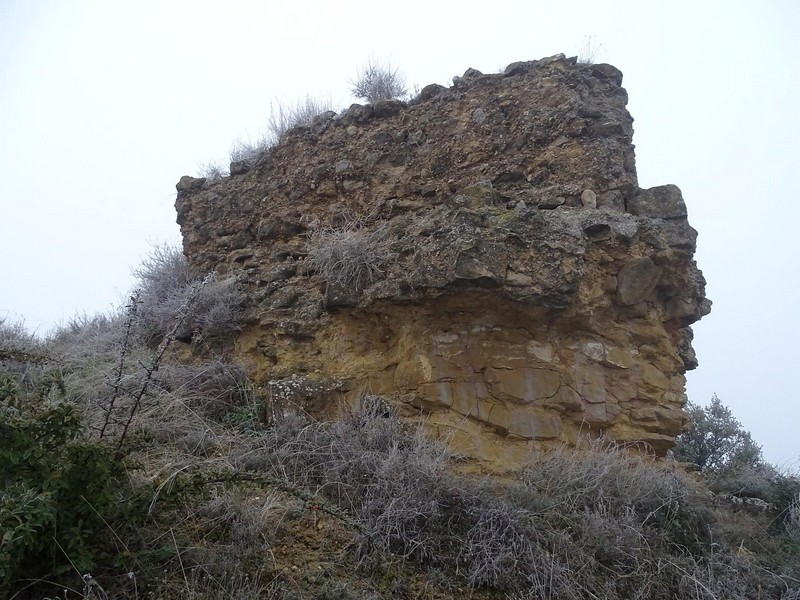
[617,257,661,305]
[485,367,561,404]
[629,184,688,220]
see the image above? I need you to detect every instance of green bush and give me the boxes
[673,395,762,472]
[0,369,130,594]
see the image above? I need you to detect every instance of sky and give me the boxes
[1,0,798,466]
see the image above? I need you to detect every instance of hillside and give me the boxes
[2,311,799,598]
[1,55,798,599]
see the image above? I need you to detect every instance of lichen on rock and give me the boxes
[175,54,711,463]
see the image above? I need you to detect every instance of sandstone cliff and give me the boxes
[175,54,710,462]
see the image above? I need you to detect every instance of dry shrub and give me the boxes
[45,269,252,442]
[710,462,800,515]
[305,220,389,290]
[47,312,150,429]
[351,57,407,103]
[197,160,228,181]
[0,317,36,348]
[786,493,800,543]
[233,404,796,598]
[159,359,256,421]
[134,243,245,346]
[140,487,276,600]
[229,135,271,165]
[267,95,335,141]
[0,317,48,390]
[514,439,713,552]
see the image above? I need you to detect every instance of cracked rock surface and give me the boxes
[175,54,710,463]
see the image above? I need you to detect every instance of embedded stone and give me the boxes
[526,341,554,363]
[581,189,597,208]
[629,184,688,219]
[617,257,661,305]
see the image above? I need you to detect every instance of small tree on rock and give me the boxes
[351,57,407,103]
[672,394,762,472]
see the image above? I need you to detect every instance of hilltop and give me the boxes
[1,56,797,599]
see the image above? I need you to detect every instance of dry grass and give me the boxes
[305,220,390,291]
[351,57,407,103]
[266,95,335,141]
[7,286,800,599]
[132,243,244,346]
[578,35,603,65]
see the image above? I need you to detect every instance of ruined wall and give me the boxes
[175,54,710,462]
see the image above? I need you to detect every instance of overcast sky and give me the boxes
[1,0,798,466]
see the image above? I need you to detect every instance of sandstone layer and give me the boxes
[175,54,710,462]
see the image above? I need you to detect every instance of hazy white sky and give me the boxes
[1,0,798,465]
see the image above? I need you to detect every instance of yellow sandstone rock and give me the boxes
[175,55,710,464]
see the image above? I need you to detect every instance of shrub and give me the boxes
[197,160,227,181]
[787,493,800,543]
[158,358,256,421]
[229,136,271,166]
[0,317,36,348]
[48,260,247,444]
[710,461,800,513]
[266,95,335,141]
[0,317,47,392]
[305,220,389,290]
[229,401,797,597]
[672,395,762,473]
[351,57,407,103]
[0,364,132,594]
[133,243,245,345]
[47,312,144,430]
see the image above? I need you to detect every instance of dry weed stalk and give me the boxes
[99,275,211,458]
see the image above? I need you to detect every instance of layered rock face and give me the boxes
[175,54,710,462]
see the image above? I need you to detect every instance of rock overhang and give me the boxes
[175,53,710,462]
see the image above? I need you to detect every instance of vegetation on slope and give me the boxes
[1,247,798,599]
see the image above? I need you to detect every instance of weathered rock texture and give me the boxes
[176,54,710,462]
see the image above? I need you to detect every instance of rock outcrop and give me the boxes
[175,54,710,463]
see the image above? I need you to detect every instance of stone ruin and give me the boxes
[175,54,710,464]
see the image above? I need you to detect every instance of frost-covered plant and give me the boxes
[229,136,272,165]
[305,220,389,290]
[351,57,407,103]
[787,493,800,543]
[133,243,244,345]
[197,160,227,181]
[266,95,335,141]
[0,358,131,594]
[673,395,762,473]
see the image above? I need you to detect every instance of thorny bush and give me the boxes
[0,363,132,595]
